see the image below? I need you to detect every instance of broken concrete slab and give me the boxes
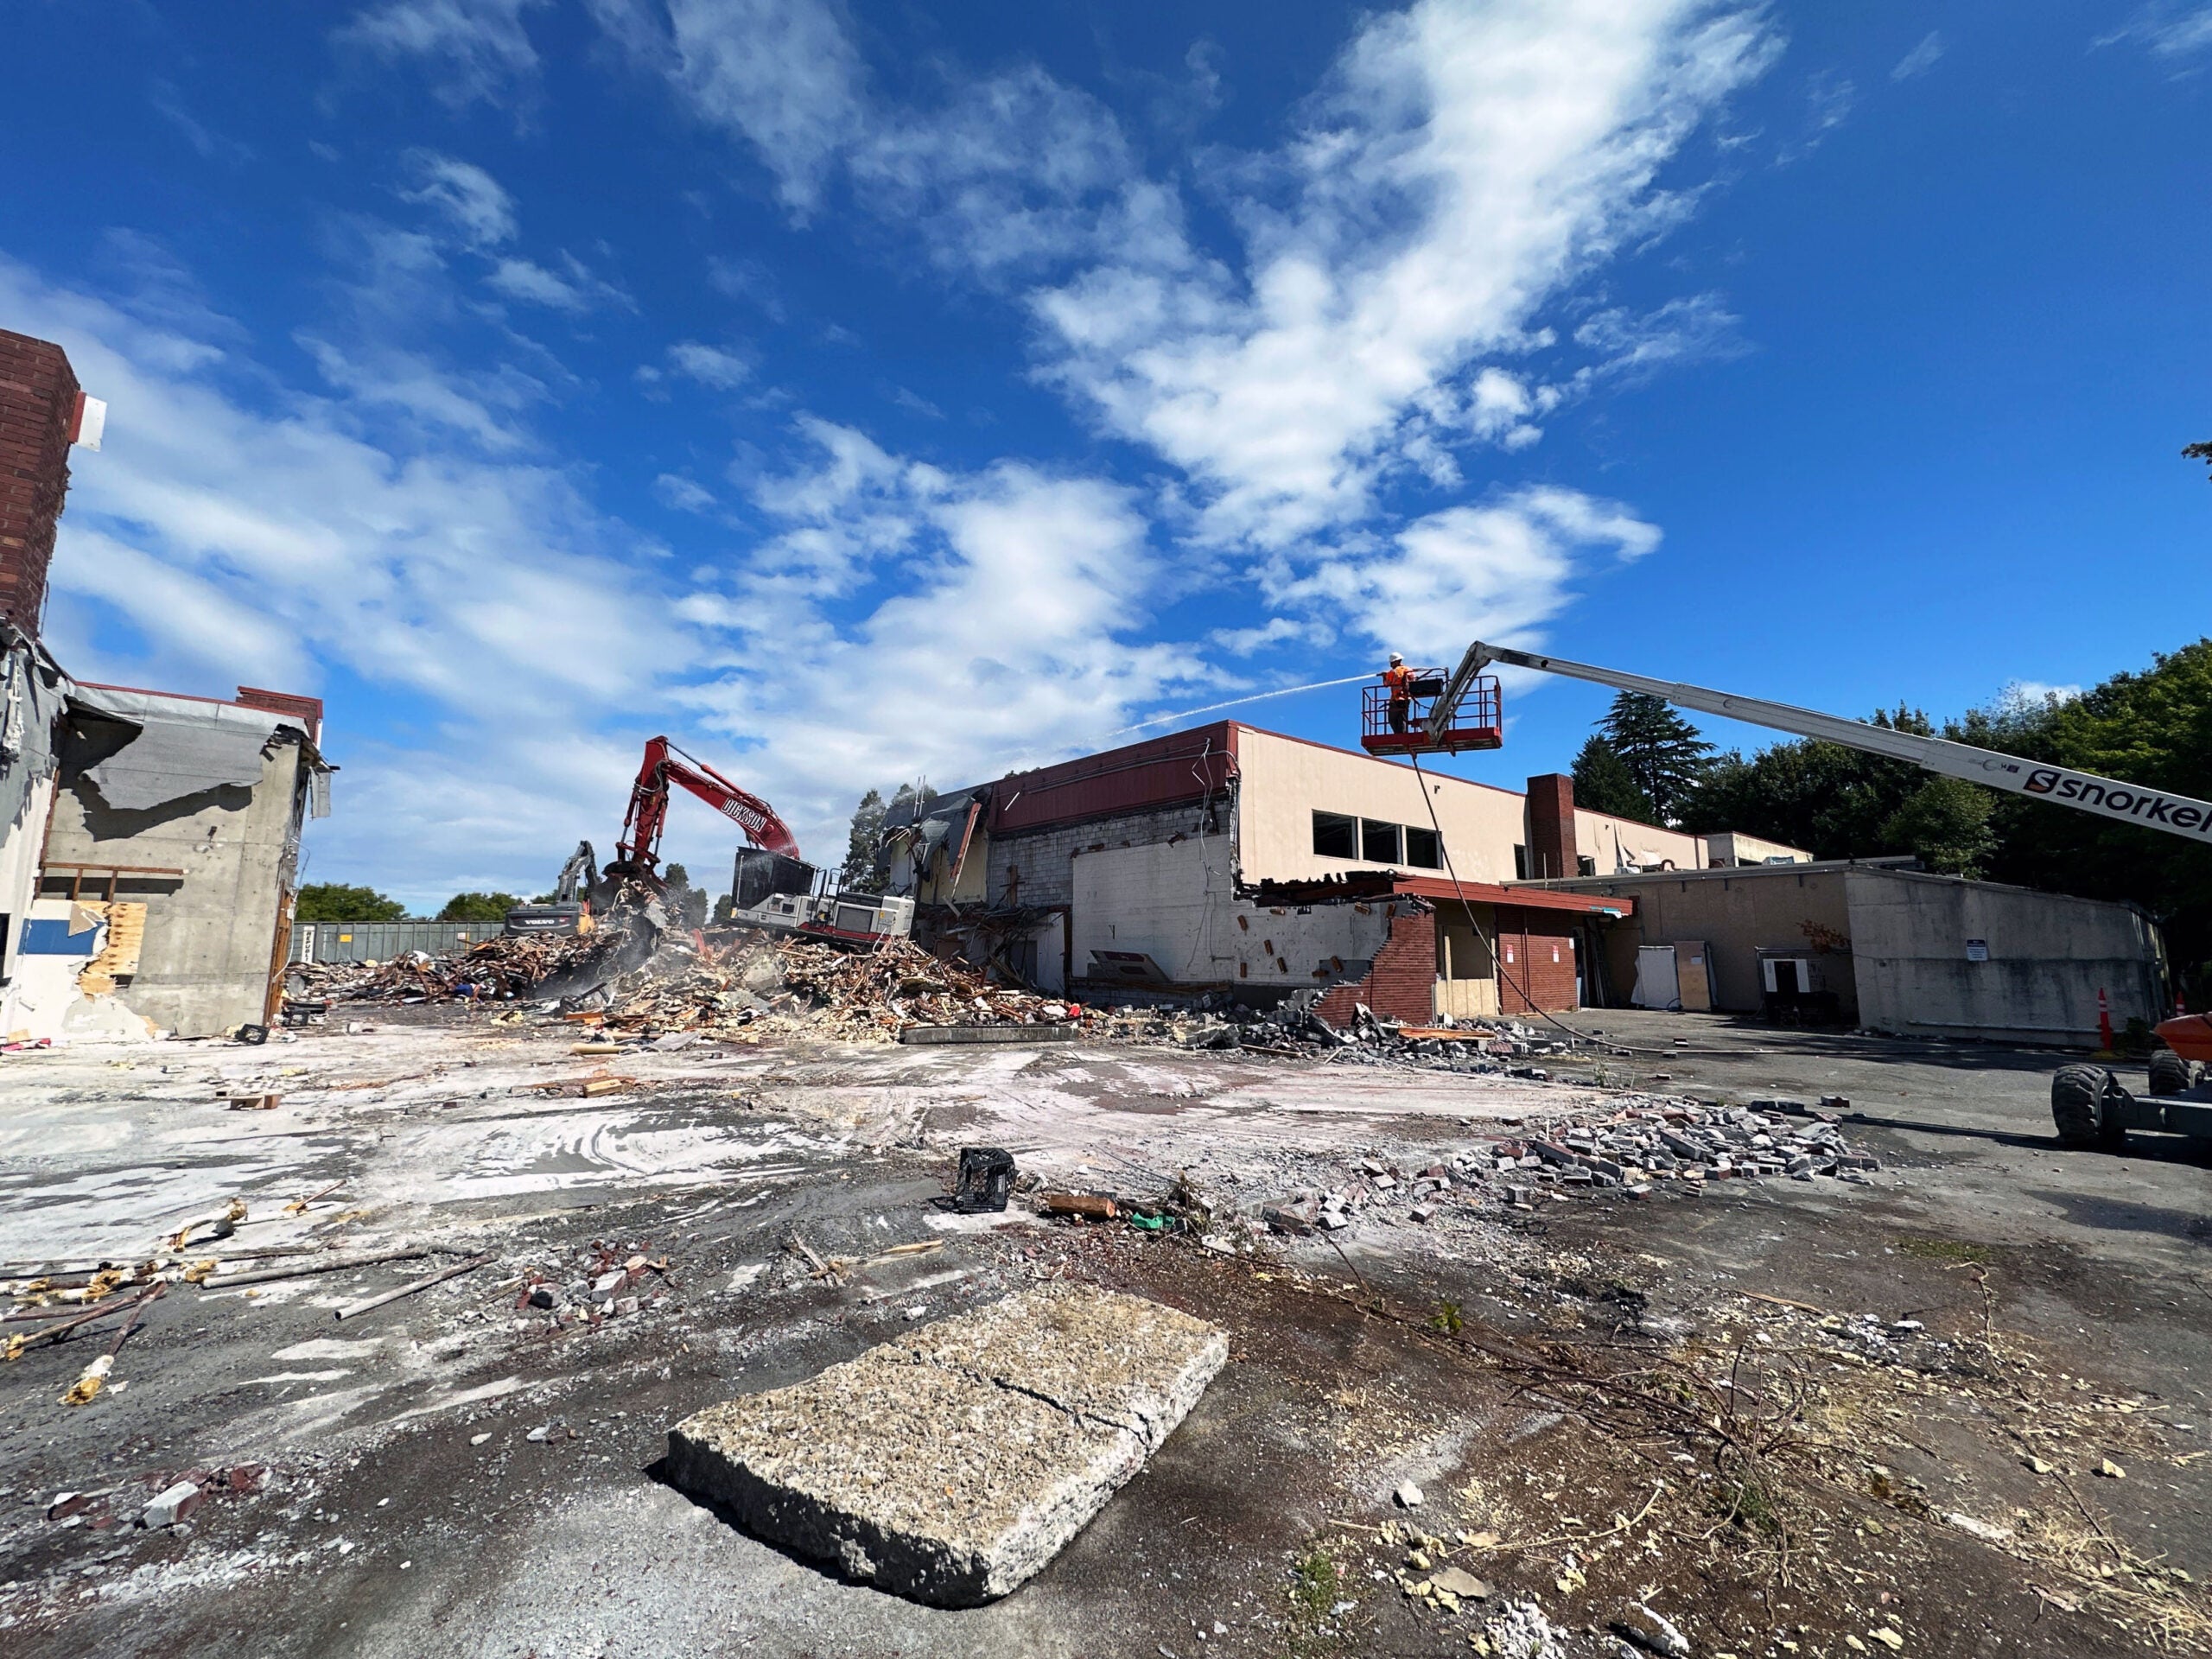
[665,1283,1226,1606]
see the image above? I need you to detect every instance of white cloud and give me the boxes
[5,249,1217,905]
[588,0,864,215]
[148,79,253,164]
[398,151,518,249]
[1269,486,1661,664]
[0,253,683,754]
[1572,292,1746,381]
[676,421,1198,821]
[1891,32,1946,81]
[596,0,1769,556]
[338,0,550,111]
[2099,4,2212,60]
[485,254,630,313]
[654,473,718,512]
[665,340,753,390]
[1030,0,1777,549]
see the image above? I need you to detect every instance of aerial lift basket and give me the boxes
[1360,672,1504,757]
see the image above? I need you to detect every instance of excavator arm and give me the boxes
[1436,641,2212,847]
[608,736,801,884]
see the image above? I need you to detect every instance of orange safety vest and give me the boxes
[1382,664,1415,701]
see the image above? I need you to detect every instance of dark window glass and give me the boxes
[1512,843,1529,880]
[1312,811,1357,859]
[1361,819,1402,863]
[1403,826,1441,868]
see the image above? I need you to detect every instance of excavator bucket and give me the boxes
[1360,673,1503,756]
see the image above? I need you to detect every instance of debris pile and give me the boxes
[1029,1098,1883,1249]
[289,931,617,1002]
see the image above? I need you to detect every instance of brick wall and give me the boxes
[1494,905,1582,1014]
[0,330,81,639]
[1317,902,1439,1027]
[1523,772,1578,880]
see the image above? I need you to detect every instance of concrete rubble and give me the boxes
[665,1283,1224,1605]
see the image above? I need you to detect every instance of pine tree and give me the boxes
[1599,692,1714,823]
[843,788,887,893]
[1570,735,1656,822]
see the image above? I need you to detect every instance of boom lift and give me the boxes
[1389,640,2212,1148]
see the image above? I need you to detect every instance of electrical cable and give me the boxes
[1407,751,1664,1055]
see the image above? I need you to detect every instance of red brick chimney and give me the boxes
[0,329,84,639]
[1523,772,1579,880]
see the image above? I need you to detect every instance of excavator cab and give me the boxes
[1360,670,1504,756]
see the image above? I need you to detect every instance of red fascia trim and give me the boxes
[1392,874,1634,918]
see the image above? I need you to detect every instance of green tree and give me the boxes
[1878,776,1996,877]
[841,781,937,893]
[296,883,407,922]
[2185,440,2211,480]
[438,891,522,922]
[1570,735,1656,822]
[1599,692,1714,824]
[843,787,887,893]
[662,863,709,929]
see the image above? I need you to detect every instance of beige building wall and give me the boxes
[1233,728,1529,884]
[1703,830,1812,868]
[1573,808,1703,874]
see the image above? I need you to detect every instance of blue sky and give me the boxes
[3,1,2207,906]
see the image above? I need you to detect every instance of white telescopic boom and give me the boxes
[1440,641,2212,847]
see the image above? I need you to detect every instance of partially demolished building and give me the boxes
[0,327,333,1043]
[880,722,1783,1024]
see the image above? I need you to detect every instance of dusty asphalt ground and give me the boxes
[0,1007,2207,1658]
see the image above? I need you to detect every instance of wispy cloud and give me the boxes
[485,253,632,313]
[664,340,753,390]
[654,473,718,512]
[398,151,518,249]
[337,0,550,111]
[1891,31,1946,81]
[1030,0,1778,549]
[148,79,254,163]
[588,0,863,215]
[2099,4,2212,61]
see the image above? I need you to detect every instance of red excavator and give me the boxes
[601,735,800,883]
[506,736,912,946]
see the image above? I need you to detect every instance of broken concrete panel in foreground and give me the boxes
[666,1283,1227,1606]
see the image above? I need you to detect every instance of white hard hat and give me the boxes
[1389,652,1403,664]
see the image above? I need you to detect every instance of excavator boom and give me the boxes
[612,735,801,881]
[1438,641,2212,846]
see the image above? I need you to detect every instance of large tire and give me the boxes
[2149,1049,2196,1098]
[2052,1064,2126,1150]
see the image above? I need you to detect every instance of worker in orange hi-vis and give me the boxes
[1382,652,1416,734]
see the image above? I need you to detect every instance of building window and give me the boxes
[1361,819,1402,863]
[1312,810,1357,859]
[1403,825,1441,868]
[1512,843,1529,880]
[1577,855,1597,876]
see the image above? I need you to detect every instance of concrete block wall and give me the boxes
[1070,837,1398,994]
[1317,905,1439,1027]
[0,330,80,638]
[989,800,1229,909]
